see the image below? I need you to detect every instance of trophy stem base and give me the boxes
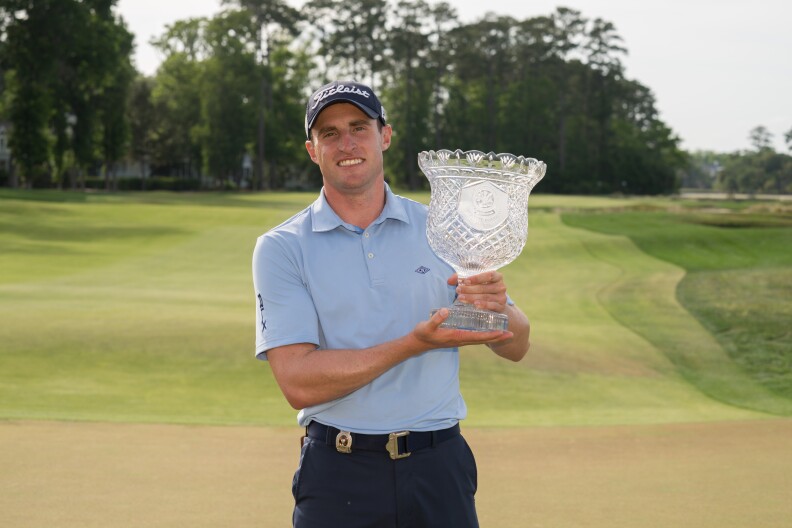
[431,303,508,332]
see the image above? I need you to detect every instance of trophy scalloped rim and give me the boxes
[417,149,547,182]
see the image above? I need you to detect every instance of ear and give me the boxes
[305,139,318,164]
[380,125,393,152]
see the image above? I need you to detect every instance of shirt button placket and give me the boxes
[362,230,383,285]
[364,231,373,258]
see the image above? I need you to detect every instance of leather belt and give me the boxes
[305,422,461,460]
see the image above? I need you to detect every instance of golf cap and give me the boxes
[305,80,387,139]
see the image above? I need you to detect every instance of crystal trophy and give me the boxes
[418,149,546,331]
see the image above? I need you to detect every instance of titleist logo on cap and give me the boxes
[310,84,371,110]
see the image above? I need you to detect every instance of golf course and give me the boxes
[1,189,790,527]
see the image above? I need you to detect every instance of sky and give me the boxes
[117,0,792,153]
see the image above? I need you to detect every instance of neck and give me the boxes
[323,180,386,229]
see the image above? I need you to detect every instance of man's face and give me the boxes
[305,103,392,195]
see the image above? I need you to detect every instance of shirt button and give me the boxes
[364,232,370,238]
[367,253,374,259]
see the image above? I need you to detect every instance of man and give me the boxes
[252,80,531,528]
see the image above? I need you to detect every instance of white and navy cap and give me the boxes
[305,80,387,139]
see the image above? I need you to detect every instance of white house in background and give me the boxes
[241,153,252,189]
[0,124,152,181]
[113,158,150,179]
[0,122,11,173]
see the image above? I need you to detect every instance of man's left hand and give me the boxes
[448,271,508,313]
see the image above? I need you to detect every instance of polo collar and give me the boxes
[311,183,409,233]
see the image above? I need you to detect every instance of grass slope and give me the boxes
[0,191,782,426]
[563,204,792,413]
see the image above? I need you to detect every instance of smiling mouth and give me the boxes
[338,158,364,167]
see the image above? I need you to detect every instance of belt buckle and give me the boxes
[336,431,352,454]
[386,431,411,460]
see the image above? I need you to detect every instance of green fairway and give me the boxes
[0,190,789,426]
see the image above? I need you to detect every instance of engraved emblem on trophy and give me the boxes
[418,149,546,331]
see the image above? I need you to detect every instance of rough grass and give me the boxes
[562,207,792,407]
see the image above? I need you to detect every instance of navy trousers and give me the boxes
[291,432,479,528]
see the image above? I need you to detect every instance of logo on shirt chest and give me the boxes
[415,266,430,275]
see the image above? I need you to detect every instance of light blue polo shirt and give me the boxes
[252,184,465,433]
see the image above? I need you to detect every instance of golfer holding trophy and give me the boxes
[254,79,545,528]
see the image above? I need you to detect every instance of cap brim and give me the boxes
[306,99,381,138]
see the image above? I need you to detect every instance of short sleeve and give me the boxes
[252,233,320,360]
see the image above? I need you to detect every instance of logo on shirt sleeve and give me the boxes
[257,293,267,331]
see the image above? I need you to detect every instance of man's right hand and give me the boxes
[268,309,514,411]
[411,308,513,350]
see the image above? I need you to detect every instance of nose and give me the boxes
[338,130,356,152]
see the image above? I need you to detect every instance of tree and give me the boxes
[503,16,558,162]
[128,76,156,189]
[583,18,626,75]
[606,79,683,194]
[2,2,60,185]
[718,150,792,195]
[1,2,689,193]
[424,2,458,149]
[98,13,135,191]
[221,0,301,190]
[146,8,311,189]
[580,17,626,186]
[303,0,388,85]
[261,44,317,189]
[444,14,517,151]
[548,7,587,180]
[749,125,773,152]
[150,18,207,179]
[382,0,437,189]
[199,9,259,188]
[1,0,134,188]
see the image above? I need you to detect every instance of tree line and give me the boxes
[2,0,690,193]
[681,126,792,195]
[1,0,133,190]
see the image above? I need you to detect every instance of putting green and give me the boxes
[2,419,791,528]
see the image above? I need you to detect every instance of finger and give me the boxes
[428,308,449,329]
[486,330,514,343]
[457,282,507,297]
[462,271,503,286]
[456,292,508,307]
[456,329,513,345]
[488,330,514,344]
[489,271,504,284]
[447,273,459,286]
[470,299,508,313]
[457,275,506,296]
